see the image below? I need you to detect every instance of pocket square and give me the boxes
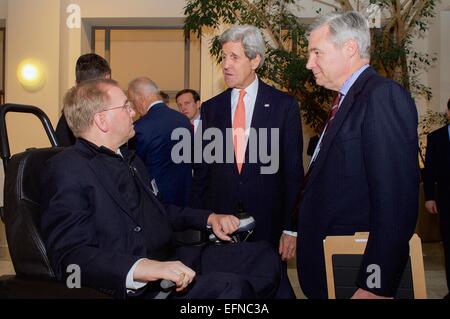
[264,104,270,107]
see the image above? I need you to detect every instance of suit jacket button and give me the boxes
[134,226,141,232]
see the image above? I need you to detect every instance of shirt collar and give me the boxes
[339,64,370,97]
[147,100,163,112]
[192,113,200,123]
[232,75,258,100]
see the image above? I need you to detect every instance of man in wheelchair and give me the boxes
[39,78,289,299]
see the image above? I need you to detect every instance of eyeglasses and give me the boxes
[100,100,133,113]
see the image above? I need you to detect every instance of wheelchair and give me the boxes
[0,104,255,299]
[0,104,112,298]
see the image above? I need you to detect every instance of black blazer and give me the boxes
[190,79,303,247]
[297,67,420,298]
[40,139,210,298]
[423,125,450,210]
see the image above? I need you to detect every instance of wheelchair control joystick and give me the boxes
[208,211,255,244]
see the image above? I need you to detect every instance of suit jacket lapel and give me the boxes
[219,90,233,132]
[306,67,377,189]
[240,80,273,177]
[129,161,168,215]
[442,126,450,163]
[250,80,273,131]
[87,157,139,225]
[217,90,240,177]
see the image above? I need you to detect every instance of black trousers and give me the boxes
[142,241,286,299]
[438,201,450,293]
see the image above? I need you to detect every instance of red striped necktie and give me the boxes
[325,93,342,131]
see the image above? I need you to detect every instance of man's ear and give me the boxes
[93,112,109,133]
[344,39,358,58]
[251,54,261,71]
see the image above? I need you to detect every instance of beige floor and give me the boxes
[0,242,447,299]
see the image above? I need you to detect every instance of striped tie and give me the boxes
[326,93,341,131]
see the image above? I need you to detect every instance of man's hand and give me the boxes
[351,288,393,299]
[425,200,438,214]
[207,213,240,241]
[134,259,196,292]
[279,233,296,261]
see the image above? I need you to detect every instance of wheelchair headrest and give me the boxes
[3,147,63,279]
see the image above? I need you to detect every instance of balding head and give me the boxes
[127,77,160,116]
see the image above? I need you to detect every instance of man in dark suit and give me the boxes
[128,77,192,207]
[297,11,419,299]
[40,79,285,299]
[423,98,450,299]
[190,25,303,298]
[55,53,111,146]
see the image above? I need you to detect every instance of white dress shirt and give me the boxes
[192,113,201,134]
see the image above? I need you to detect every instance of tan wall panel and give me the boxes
[72,0,186,18]
[5,0,60,155]
[189,34,201,93]
[0,0,7,18]
[110,29,185,92]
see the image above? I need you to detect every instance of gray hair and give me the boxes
[127,77,160,97]
[310,11,371,59]
[63,79,119,137]
[219,25,266,68]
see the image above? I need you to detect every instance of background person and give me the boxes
[128,77,193,207]
[423,98,450,299]
[55,53,111,146]
[176,89,201,133]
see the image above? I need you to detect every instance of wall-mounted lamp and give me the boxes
[17,59,46,92]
